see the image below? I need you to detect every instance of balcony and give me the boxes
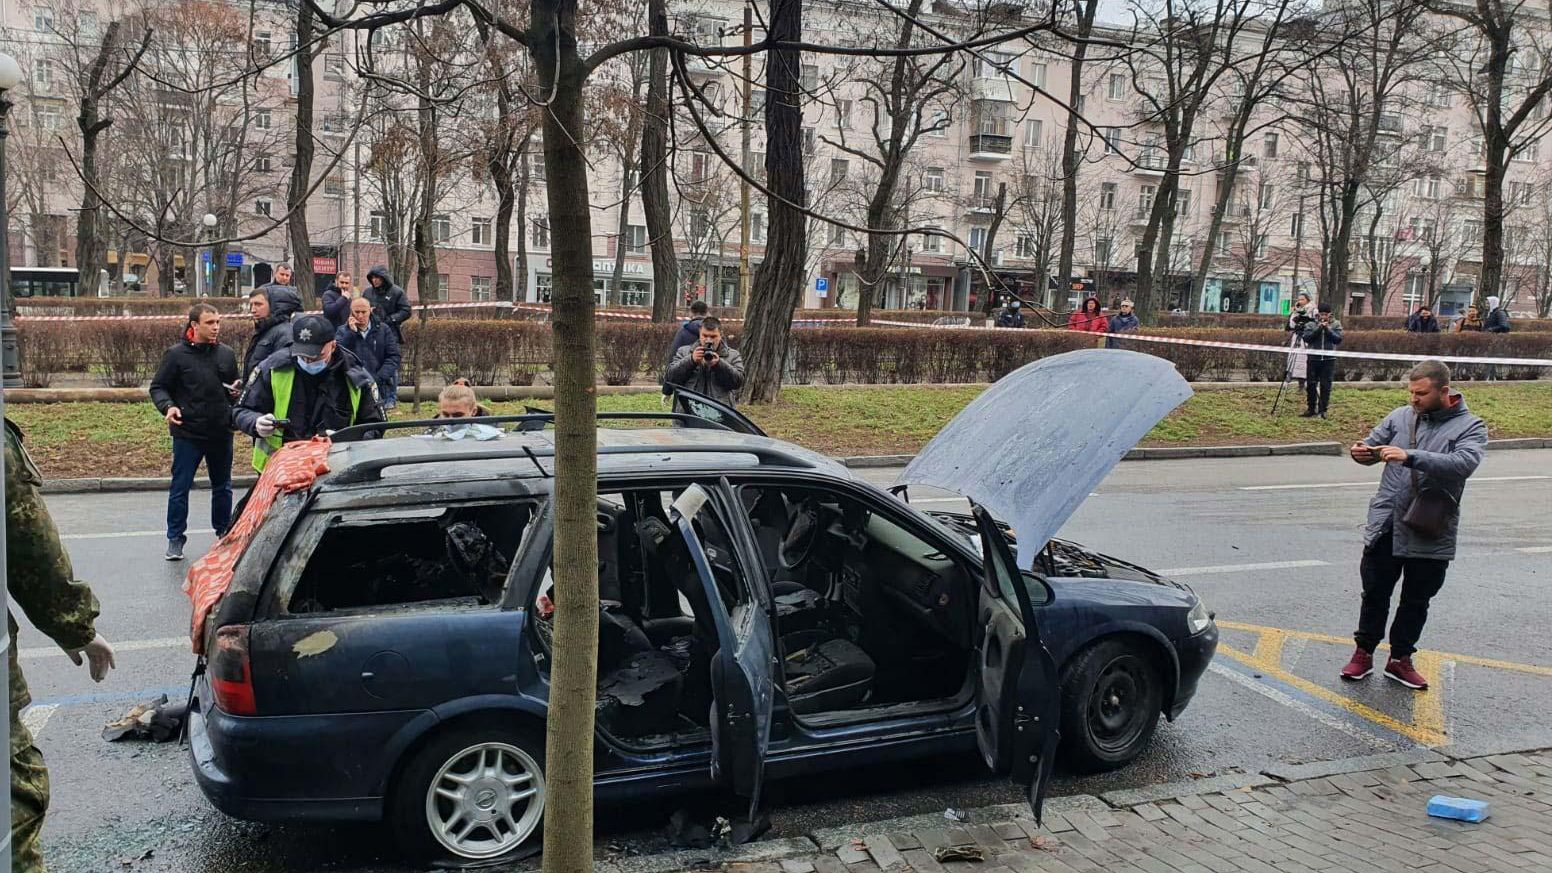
[1133,153,1167,176]
[966,197,998,215]
[969,133,1014,161]
[970,76,1015,103]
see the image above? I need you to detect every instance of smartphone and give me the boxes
[271,418,290,428]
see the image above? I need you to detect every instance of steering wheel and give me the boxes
[778,504,821,570]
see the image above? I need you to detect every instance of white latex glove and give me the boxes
[659,394,672,409]
[66,635,116,683]
[254,413,277,438]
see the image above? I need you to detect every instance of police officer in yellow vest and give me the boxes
[234,314,386,471]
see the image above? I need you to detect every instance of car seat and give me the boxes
[779,628,876,715]
[595,607,683,738]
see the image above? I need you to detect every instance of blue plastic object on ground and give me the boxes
[1427,795,1490,822]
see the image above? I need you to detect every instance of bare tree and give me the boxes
[1424,0,1552,305]
[1055,0,1102,309]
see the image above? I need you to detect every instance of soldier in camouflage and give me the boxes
[6,419,115,872]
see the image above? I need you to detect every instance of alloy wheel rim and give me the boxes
[425,741,544,859]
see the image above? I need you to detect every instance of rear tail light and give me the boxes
[210,625,257,716]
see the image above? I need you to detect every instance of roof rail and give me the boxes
[327,442,820,486]
[328,411,736,443]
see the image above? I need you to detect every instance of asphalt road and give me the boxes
[18,449,1552,872]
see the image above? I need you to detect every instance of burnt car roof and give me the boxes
[316,426,854,490]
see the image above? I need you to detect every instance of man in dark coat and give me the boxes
[1406,306,1440,333]
[148,303,241,560]
[320,270,354,328]
[363,265,412,340]
[661,300,709,397]
[234,315,387,472]
[335,297,402,410]
[242,284,303,382]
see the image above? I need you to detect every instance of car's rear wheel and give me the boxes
[390,726,546,862]
[1058,638,1163,773]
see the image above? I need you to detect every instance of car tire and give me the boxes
[1058,638,1163,773]
[389,724,546,863]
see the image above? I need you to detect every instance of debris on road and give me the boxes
[102,696,185,743]
[943,807,967,822]
[933,845,988,862]
[1427,795,1490,822]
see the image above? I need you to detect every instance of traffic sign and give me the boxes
[815,277,829,292]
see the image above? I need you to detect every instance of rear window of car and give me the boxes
[283,500,536,615]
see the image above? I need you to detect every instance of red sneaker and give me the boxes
[1340,648,1373,681]
[1385,657,1428,690]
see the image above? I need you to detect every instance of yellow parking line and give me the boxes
[1218,642,1448,747]
[1217,621,1552,678]
[1252,628,1286,665]
[1412,652,1447,740]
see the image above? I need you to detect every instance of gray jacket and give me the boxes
[666,340,745,406]
[1359,392,1487,560]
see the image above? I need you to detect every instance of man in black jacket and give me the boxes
[234,315,386,473]
[149,304,240,561]
[321,270,354,328]
[363,265,412,340]
[243,284,303,382]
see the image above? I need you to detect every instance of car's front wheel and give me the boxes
[1058,638,1163,772]
[391,725,546,862]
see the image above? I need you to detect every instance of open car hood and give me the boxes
[898,349,1191,571]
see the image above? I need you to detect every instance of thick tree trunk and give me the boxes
[979,183,1008,312]
[413,42,440,303]
[742,0,807,403]
[533,4,599,873]
[288,2,318,304]
[74,22,126,297]
[516,152,530,302]
[493,155,516,301]
[643,0,679,323]
[1055,0,1099,310]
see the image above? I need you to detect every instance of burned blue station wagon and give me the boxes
[187,350,1218,864]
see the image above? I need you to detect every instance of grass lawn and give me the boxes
[10,381,1551,480]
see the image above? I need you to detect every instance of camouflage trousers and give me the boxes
[10,708,49,873]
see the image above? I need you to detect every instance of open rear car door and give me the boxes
[969,503,1062,823]
[671,484,775,817]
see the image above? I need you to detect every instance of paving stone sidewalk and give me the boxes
[726,750,1552,873]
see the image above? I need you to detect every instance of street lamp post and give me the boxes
[0,48,24,871]
[199,213,218,297]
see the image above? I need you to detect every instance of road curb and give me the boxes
[1260,747,1449,783]
[600,836,819,873]
[1100,772,1279,807]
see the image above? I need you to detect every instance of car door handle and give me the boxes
[361,672,375,680]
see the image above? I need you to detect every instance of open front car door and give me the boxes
[668,385,767,436]
[670,484,775,818]
[970,503,1062,824]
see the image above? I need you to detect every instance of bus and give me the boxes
[9,267,108,298]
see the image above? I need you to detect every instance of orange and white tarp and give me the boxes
[183,437,333,655]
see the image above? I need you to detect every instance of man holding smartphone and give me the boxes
[149,304,241,561]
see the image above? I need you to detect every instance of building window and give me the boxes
[324,176,346,197]
[369,210,386,240]
[428,274,448,301]
[750,89,766,113]
[531,217,550,248]
[528,151,547,182]
[1463,219,1482,245]
[973,170,994,207]
[1264,132,1279,158]
[254,110,272,130]
[921,229,941,252]
[830,158,849,184]
[432,214,451,243]
[689,151,711,182]
[1427,126,1447,153]
[801,64,819,91]
[1258,182,1274,209]
[969,227,987,251]
[1291,212,1304,236]
[1253,234,1268,258]
[535,273,553,302]
[837,99,852,130]
[1028,62,1047,88]
[1025,119,1042,148]
[255,154,272,173]
[33,7,53,31]
[256,198,273,217]
[927,109,949,136]
[1099,182,1117,210]
[254,31,272,57]
[751,212,765,242]
[33,59,53,90]
[79,10,99,36]
[33,102,62,131]
[1215,231,1230,255]
[324,54,345,82]
[1015,234,1037,258]
[1102,127,1122,155]
[829,224,846,246]
[471,217,492,246]
[1095,236,1113,264]
[1415,176,1441,199]
[625,224,647,253]
[1107,73,1126,100]
[925,167,945,191]
[802,127,817,155]
[1177,189,1192,216]
[1139,185,1156,216]
[690,209,710,240]
[470,275,493,301]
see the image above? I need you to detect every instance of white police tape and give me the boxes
[1098,330,1552,368]
[16,300,519,322]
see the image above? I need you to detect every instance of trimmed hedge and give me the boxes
[14,319,1549,389]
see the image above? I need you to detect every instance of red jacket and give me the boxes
[1067,309,1109,333]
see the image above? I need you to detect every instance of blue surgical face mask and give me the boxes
[295,356,328,375]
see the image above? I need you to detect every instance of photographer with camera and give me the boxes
[1299,302,1343,419]
[664,316,745,408]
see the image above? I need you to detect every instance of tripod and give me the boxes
[1270,326,1307,417]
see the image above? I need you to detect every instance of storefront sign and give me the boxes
[313,256,338,274]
